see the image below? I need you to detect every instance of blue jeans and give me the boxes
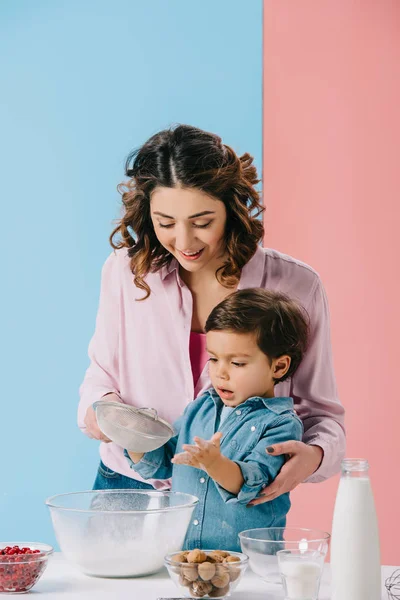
[92,460,155,491]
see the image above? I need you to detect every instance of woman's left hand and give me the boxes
[247,441,323,506]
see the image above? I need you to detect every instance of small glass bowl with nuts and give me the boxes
[164,548,249,598]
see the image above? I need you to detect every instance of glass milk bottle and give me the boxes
[330,459,381,600]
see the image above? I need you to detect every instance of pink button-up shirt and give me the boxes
[78,245,345,487]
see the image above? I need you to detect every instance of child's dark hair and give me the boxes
[205,288,310,383]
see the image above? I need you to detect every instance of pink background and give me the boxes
[263,0,400,564]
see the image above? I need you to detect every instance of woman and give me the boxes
[78,124,345,501]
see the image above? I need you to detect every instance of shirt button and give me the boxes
[235,410,242,416]
[199,477,205,484]
[251,426,256,432]
[193,519,199,526]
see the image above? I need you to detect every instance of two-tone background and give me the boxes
[1,0,398,564]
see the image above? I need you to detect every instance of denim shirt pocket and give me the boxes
[232,421,263,455]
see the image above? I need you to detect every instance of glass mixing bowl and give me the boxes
[239,527,330,586]
[46,490,198,578]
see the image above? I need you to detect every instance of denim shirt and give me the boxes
[125,388,303,552]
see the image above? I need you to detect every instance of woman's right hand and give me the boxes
[84,393,123,442]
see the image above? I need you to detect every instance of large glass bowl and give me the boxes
[239,527,330,586]
[46,490,198,578]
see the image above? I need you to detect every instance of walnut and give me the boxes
[223,555,240,563]
[181,564,199,582]
[209,583,230,597]
[171,551,188,563]
[213,550,230,558]
[207,552,225,563]
[211,570,230,588]
[198,561,216,581]
[178,572,192,587]
[215,564,229,576]
[204,553,217,563]
[189,580,213,597]
[187,549,207,563]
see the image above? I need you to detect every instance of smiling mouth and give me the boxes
[178,248,205,260]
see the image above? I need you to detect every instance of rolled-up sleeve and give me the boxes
[124,415,183,480]
[124,445,175,480]
[291,279,346,482]
[215,414,303,505]
[78,252,121,434]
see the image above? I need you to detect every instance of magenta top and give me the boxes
[78,245,345,487]
[189,331,208,387]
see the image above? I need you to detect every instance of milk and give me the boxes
[280,560,322,599]
[330,459,381,600]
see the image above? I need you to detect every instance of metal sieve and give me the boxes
[93,400,174,452]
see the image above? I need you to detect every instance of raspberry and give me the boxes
[0,546,46,592]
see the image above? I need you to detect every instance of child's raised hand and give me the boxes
[171,432,223,471]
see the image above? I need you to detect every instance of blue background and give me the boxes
[0,0,262,547]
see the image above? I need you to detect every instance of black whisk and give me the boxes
[386,569,400,599]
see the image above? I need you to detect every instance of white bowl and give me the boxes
[46,490,198,578]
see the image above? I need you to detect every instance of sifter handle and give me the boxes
[136,407,159,421]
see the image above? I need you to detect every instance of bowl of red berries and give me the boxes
[0,543,53,593]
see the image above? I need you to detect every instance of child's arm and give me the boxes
[228,414,304,504]
[124,436,177,480]
[123,414,183,480]
[125,393,209,479]
[172,432,244,494]
[173,413,303,504]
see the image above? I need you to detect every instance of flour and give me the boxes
[70,537,169,577]
[51,495,193,577]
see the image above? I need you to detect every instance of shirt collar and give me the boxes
[206,387,293,415]
[160,258,179,281]
[207,387,222,406]
[259,396,294,414]
[237,244,265,289]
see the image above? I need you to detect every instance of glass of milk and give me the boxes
[277,549,325,600]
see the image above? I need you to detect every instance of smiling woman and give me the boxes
[150,187,227,273]
[109,125,264,301]
[78,124,345,516]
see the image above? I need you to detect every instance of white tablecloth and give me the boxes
[34,553,396,599]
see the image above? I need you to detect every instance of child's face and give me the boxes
[206,330,282,406]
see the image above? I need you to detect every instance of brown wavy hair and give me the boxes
[110,124,265,299]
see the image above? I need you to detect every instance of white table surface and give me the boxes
[32,554,397,599]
